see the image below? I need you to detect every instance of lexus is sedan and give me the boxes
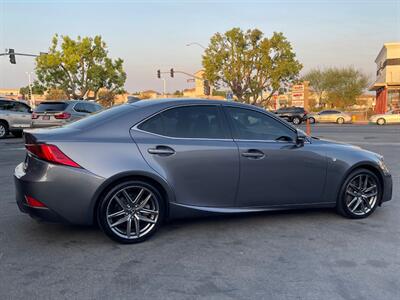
[14,99,392,243]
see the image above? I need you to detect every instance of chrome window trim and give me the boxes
[132,103,308,144]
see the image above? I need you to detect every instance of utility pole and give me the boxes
[25,72,35,108]
[162,78,166,97]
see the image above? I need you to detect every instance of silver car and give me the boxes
[0,98,32,138]
[14,99,392,243]
[308,110,352,124]
[31,100,103,128]
[369,109,400,125]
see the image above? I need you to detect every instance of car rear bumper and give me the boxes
[14,158,105,225]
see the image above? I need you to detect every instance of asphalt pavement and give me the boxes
[0,124,399,299]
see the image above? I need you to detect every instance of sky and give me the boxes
[0,0,399,93]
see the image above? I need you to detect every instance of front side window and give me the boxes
[225,107,297,141]
[138,105,227,139]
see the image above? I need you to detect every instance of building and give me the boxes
[369,42,400,113]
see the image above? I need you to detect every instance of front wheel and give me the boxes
[0,121,9,139]
[337,169,380,219]
[377,118,386,125]
[292,117,301,125]
[97,180,165,244]
[337,117,345,124]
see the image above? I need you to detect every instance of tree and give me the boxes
[324,67,369,108]
[45,89,68,100]
[302,68,328,106]
[173,90,183,96]
[97,90,117,107]
[303,67,369,108]
[19,81,45,99]
[202,28,302,106]
[35,34,127,100]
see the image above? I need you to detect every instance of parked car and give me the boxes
[15,99,392,243]
[273,106,308,125]
[0,98,32,138]
[369,109,400,125]
[31,100,103,128]
[308,110,352,124]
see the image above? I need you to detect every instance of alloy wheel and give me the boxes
[377,118,385,125]
[0,124,6,138]
[345,174,378,216]
[105,185,160,240]
[292,117,301,125]
[337,117,344,124]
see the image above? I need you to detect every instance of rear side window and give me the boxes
[138,105,227,139]
[10,102,30,112]
[36,102,68,112]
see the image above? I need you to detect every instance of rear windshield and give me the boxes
[66,104,132,129]
[35,102,68,112]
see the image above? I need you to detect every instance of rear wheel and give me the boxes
[0,121,9,139]
[337,117,345,124]
[337,168,380,219]
[377,118,386,125]
[97,180,165,243]
[292,117,301,125]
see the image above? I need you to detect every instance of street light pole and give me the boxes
[186,42,206,50]
[25,72,34,108]
[162,78,166,97]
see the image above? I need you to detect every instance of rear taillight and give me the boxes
[25,144,81,168]
[25,195,47,208]
[31,112,39,119]
[54,112,71,119]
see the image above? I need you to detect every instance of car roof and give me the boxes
[129,98,264,111]
[38,100,100,104]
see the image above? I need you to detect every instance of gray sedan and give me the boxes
[308,110,352,124]
[14,99,392,243]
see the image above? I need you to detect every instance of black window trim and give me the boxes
[133,103,232,141]
[222,104,305,143]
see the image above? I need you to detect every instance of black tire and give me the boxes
[336,168,381,219]
[0,121,9,139]
[336,117,345,124]
[292,117,301,125]
[308,117,315,124]
[11,130,23,138]
[97,180,165,244]
[377,118,386,126]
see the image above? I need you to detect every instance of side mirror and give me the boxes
[296,130,307,146]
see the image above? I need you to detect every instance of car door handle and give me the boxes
[242,149,265,159]
[148,146,175,155]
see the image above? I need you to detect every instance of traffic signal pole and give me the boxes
[0,49,48,64]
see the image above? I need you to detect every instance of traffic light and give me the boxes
[170,68,174,78]
[157,70,161,78]
[27,88,32,100]
[9,49,16,64]
[203,80,210,96]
